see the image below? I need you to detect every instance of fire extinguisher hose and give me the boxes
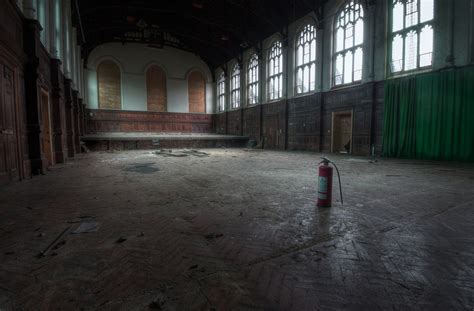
[331,161,344,205]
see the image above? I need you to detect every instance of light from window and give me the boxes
[334,0,364,86]
[247,54,259,105]
[296,24,316,94]
[268,41,283,100]
[390,0,434,73]
[217,72,226,112]
[231,64,241,109]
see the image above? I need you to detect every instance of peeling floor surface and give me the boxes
[0,149,473,310]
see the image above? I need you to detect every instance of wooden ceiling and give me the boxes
[74,0,327,69]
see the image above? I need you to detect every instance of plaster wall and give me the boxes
[86,43,214,113]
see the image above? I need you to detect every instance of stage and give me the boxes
[82,132,249,151]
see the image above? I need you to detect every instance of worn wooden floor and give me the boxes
[1,150,473,310]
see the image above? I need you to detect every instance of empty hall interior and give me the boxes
[0,0,474,309]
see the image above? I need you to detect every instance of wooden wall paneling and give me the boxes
[0,64,20,183]
[87,109,213,133]
[0,0,28,181]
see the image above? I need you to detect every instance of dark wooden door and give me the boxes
[332,112,352,153]
[264,115,279,149]
[0,64,19,183]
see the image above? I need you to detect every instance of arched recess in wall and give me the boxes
[146,65,167,112]
[97,60,122,109]
[188,71,206,113]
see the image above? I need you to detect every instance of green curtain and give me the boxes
[383,66,474,161]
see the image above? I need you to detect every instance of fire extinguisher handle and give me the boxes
[319,157,331,165]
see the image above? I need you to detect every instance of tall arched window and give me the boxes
[296,24,316,94]
[334,0,364,86]
[146,65,167,112]
[188,71,206,113]
[97,60,122,109]
[217,72,226,112]
[390,0,434,73]
[230,64,241,109]
[268,41,283,100]
[247,54,259,105]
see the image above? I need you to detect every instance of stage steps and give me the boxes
[82,132,249,151]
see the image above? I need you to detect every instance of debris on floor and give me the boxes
[204,233,224,240]
[123,163,160,174]
[36,227,71,258]
[116,236,127,243]
[67,215,96,224]
[346,158,378,163]
[153,149,209,157]
[71,222,99,234]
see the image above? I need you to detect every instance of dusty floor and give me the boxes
[1,149,473,310]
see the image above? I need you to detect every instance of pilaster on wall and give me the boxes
[23,19,46,174]
[50,58,67,163]
[64,78,76,157]
[72,90,81,153]
[79,98,85,136]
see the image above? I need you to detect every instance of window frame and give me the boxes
[333,0,365,87]
[247,54,260,105]
[267,41,284,101]
[388,0,435,75]
[217,71,226,112]
[230,64,241,109]
[295,23,317,95]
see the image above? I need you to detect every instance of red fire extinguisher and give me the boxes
[317,157,343,207]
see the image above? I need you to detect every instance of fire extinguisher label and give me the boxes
[318,176,328,199]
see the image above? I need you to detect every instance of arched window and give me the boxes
[230,64,241,109]
[247,54,259,105]
[188,71,206,113]
[97,60,122,109]
[296,24,316,94]
[334,0,364,86]
[268,41,283,100]
[146,65,167,112]
[217,72,226,112]
[390,0,434,73]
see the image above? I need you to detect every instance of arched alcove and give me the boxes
[187,71,205,113]
[146,65,167,112]
[97,60,122,109]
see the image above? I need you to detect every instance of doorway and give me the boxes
[40,89,54,168]
[331,111,353,154]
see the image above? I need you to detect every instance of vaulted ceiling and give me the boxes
[74,0,327,70]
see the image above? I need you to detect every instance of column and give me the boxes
[64,79,76,157]
[22,0,37,19]
[23,17,46,174]
[72,90,81,153]
[49,0,61,59]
